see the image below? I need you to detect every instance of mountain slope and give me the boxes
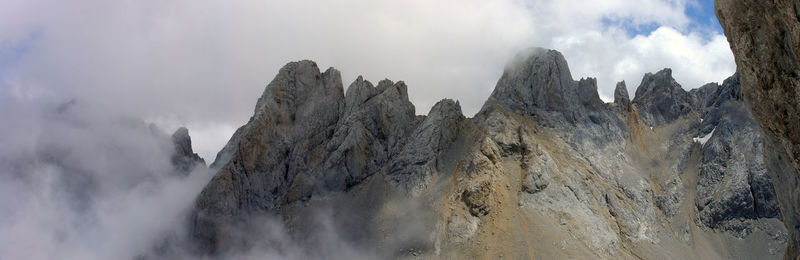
[188,48,786,259]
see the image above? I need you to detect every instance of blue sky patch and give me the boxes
[0,30,42,79]
[685,0,723,33]
[604,0,722,40]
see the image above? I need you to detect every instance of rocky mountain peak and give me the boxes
[633,68,681,99]
[482,48,605,124]
[188,48,787,259]
[689,82,720,111]
[345,76,412,113]
[252,60,344,120]
[170,127,205,175]
[632,68,693,126]
[716,74,742,103]
[614,81,631,111]
[344,75,376,108]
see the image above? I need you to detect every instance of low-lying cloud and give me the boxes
[0,98,212,259]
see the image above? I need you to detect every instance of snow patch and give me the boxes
[693,127,716,145]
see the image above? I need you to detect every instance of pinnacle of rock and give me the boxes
[170,127,205,175]
[614,81,631,111]
[632,68,692,126]
[483,48,603,118]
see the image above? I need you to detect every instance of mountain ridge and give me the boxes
[184,48,787,259]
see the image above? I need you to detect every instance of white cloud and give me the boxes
[556,26,735,101]
[0,0,732,120]
[0,98,214,260]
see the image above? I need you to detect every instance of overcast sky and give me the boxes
[0,0,734,161]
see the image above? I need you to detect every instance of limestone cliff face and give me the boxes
[189,49,787,259]
[633,68,693,127]
[715,0,800,258]
[191,61,464,254]
[692,75,781,236]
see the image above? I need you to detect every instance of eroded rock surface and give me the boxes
[191,60,463,254]
[716,0,800,257]
[170,127,206,176]
[633,68,693,127]
[188,49,788,259]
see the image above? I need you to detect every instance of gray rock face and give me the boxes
[632,68,693,127]
[689,82,721,111]
[191,60,463,254]
[694,77,781,236]
[520,144,554,194]
[387,98,464,192]
[326,76,418,192]
[170,127,205,175]
[192,61,347,253]
[614,81,631,111]
[189,48,788,258]
[715,0,800,257]
[483,48,606,124]
[481,48,625,152]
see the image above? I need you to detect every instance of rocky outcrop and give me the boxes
[694,76,781,237]
[189,49,788,259]
[170,127,205,175]
[482,47,626,156]
[191,60,463,254]
[614,81,632,112]
[716,0,800,257]
[483,48,614,127]
[632,68,693,127]
[387,98,464,193]
[689,82,721,112]
[192,61,348,253]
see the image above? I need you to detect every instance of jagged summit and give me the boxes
[187,48,786,259]
[483,48,603,117]
[192,59,456,253]
[689,82,720,111]
[345,76,412,111]
[614,81,631,110]
[632,68,693,126]
[170,127,205,175]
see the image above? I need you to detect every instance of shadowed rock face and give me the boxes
[715,0,800,258]
[170,127,205,176]
[188,49,787,259]
[483,48,608,125]
[191,60,464,254]
[693,75,781,236]
[633,69,693,127]
[614,81,631,112]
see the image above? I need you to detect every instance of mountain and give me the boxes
[186,48,787,259]
[170,127,206,176]
[716,0,800,258]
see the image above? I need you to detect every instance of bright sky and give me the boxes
[0,0,734,160]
